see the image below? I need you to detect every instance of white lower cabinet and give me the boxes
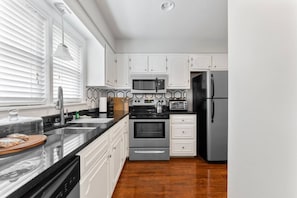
[170,114,197,156]
[78,132,110,198]
[78,115,129,198]
[121,116,129,158]
[110,136,124,192]
[80,152,110,198]
[109,123,125,193]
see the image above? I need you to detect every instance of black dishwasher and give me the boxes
[22,156,80,198]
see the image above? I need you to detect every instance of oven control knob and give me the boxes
[134,100,137,103]
[138,100,140,103]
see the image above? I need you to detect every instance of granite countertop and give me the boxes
[0,110,129,198]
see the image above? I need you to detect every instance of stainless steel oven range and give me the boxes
[129,99,169,160]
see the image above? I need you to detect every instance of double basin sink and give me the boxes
[45,118,114,135]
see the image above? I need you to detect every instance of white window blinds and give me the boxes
[0,0,47,106]
[53,24,82,103]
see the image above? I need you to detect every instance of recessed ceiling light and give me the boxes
[161,0,175,12]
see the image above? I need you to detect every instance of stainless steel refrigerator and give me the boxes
[192,71,228,162]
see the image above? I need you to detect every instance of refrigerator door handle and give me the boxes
[211,74,215,98]
[211,99,215,123]
[155,78,158,93]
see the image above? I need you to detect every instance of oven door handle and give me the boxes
[134,150,165,154]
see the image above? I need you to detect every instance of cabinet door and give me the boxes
[80,152,110,198]
[190,55,212,71]
[212,54,228,70]
[105,45,116,86]
[129,54,148,73]
[167,55,190,89]
[116,54,130,88]
[78,132,109,177]
[122,116,129,158]
[110,136,124,193]
[148,55,167,73]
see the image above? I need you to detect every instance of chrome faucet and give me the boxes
[55,86,65,125]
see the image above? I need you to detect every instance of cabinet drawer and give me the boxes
[171,125,195,139]
[171,140,196,156]
[77,132,109,177]
[170,115,196,124]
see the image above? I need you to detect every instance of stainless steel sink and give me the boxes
[68,118,114,124]
[45,127,96,135]
[70,123,101,127]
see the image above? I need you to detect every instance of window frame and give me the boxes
[51,20,86,104]
[0,0,86,110]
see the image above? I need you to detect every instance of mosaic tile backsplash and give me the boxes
[86,88,188,108]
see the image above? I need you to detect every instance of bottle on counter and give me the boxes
[75,111,80,119]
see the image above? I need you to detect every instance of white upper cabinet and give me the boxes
[128,54,148,73]
[129,54,167,74]
[105,45,116,87]
[87,43,117,88]
[147,55,167,73]
[115,54,130,88]
[167,55,190,89]
[86,40,105,87]
[190,53,228,71]
[211,54,228,70]
[189,55,212,70]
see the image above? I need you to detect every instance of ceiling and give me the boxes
[95,0,227,41]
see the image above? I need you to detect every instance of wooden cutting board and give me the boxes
[113,97,124,110]
[0,135,47,155]
[113,97,129,112]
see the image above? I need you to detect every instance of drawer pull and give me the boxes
[182,146,185,149]
[182,131,185,133]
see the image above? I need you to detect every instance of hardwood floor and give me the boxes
[112,158,227,198]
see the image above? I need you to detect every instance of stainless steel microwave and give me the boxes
[131,75,167,94]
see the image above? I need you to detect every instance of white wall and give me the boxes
[116,39,227,53]
[65,0,116,51]
[228,0,297,198]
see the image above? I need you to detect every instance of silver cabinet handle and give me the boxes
[134,151,165,154]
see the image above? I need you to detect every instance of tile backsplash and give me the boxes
[86,88,188,108]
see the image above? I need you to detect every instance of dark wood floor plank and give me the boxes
[112,158,227,198]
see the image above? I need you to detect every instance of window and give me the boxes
[0,0,47,106]
[52,24,83,103]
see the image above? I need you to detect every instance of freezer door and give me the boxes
[206,98,228,161]
[207,71,228,98]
